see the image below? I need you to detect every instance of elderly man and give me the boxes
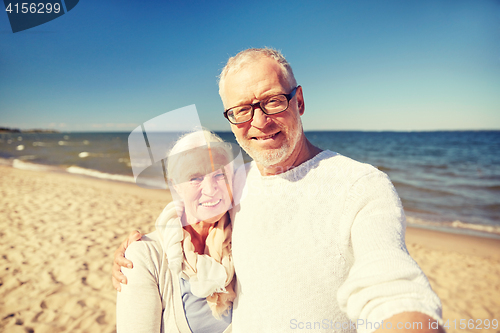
[113,48,443,332]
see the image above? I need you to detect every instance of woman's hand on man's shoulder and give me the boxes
[112,230,143,291]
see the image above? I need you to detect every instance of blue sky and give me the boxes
[1,0,499,132]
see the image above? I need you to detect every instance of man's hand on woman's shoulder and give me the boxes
[112,230,143,291]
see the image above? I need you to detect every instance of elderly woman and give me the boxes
[116,130,236,333]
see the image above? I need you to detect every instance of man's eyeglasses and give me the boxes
[223,86,299,125]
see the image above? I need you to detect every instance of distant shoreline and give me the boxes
[0,127,60,134]
[0,128,499,134]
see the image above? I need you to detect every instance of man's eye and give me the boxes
[265,98,283,108]
[234,106,252,114]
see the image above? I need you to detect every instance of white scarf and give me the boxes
[155,201,236,319]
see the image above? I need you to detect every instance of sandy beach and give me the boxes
[1,165,499,333]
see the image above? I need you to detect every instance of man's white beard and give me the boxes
[235,119,303,168]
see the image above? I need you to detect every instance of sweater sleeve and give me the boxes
[337,170,442,333]
[116,239,163,333]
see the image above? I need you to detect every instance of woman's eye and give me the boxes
[215,173,225,180]
[190,176,203,184]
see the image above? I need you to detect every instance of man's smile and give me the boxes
[251,131,281,141]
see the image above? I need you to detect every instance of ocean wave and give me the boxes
[424,164,449,170]
[406,216,500,236]
[450,220,500,234]
[65,166,166,189]
[12,159,56,172]
[77,152,110,158]
[17,155,37,161]
[118,157,131,167]
[7,158,166,189]
[375,165,393,172]
[392,180,454,196]
[66,166,136,183]
[58,140,89,146]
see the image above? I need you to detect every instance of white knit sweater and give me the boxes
[230,150,442,333]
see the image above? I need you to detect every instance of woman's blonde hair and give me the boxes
[166,128,233,185]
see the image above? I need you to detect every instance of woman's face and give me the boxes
[172,150,233,224]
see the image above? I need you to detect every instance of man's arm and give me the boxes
[112,230,142,291]
[337,169,443,333]
[116,238,163,333]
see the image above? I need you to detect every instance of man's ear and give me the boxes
[296,86,305,116]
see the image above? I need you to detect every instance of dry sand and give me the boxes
[1,165,499,333]
[406,229,500,333]
[0,166,170,333]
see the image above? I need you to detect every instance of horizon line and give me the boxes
[2,128,500,134]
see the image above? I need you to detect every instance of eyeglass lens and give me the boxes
[229,94,289,124]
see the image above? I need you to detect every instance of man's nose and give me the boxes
[201,176,218,196]
[250,106,269,128]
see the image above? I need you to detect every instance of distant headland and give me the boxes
[0,127,60,134]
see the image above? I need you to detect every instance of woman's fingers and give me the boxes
[112,230,142,291]
[112,263,126,291]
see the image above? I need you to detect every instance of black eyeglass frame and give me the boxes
[223,86,300,125]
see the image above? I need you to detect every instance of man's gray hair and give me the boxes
[218,47,297,103]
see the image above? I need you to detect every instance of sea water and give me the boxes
[1,131,499,236]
